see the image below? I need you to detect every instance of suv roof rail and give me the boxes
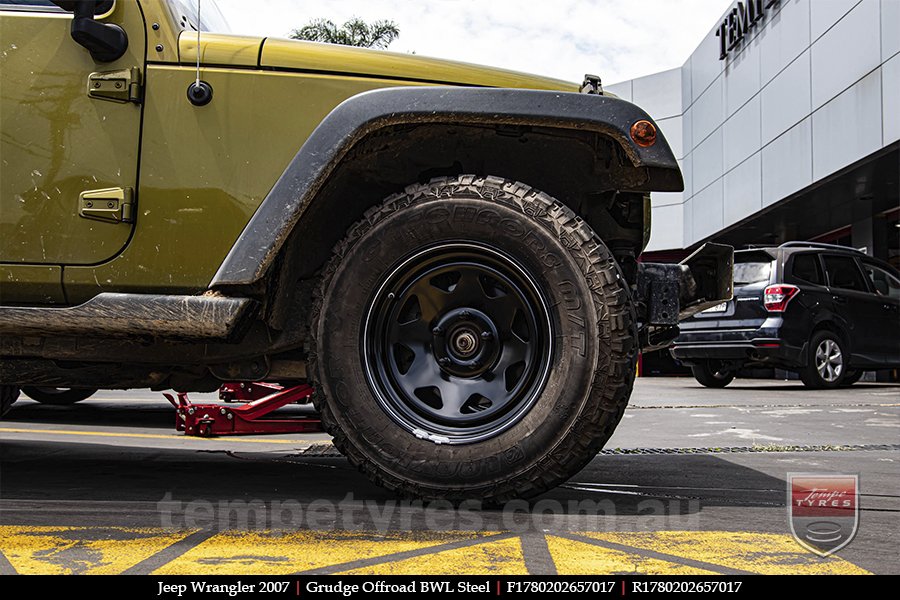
[778,241,865,254]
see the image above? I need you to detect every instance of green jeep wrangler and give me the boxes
[0,0,732,501]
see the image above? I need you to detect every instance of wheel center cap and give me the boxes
[451,329,479,358]
[432,307,499,377]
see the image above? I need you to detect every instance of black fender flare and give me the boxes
[211,86,683,288]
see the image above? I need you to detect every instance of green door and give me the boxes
[0,1,145,301]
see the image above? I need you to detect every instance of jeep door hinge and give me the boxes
[87,67,142,104]
[79,187,135,224]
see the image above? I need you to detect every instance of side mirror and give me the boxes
[51,0,127,63]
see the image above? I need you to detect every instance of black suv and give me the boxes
[672,242,900,389]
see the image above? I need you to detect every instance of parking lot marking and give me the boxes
[0,526,195,575]
[0,427,321,445]
[547,535,716,575]
[0,527,873,575]
[153,530,490,575]
[122,529,219,575]
[337,537,527,575]
[587,531,870,575]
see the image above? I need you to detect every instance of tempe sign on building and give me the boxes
[606,0,898,266]
[716,0,780,60]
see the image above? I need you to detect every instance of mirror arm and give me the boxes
[55,0,128,63]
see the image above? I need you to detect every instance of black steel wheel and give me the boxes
[364,243,552,444]
[310,175,637,503]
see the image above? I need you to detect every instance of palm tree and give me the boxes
[290,18,400,50]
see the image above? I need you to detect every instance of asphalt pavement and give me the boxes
[1,377,897,575]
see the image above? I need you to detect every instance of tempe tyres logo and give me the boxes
[788,474,858,557]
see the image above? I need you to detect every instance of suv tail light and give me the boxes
[763,284,799,312]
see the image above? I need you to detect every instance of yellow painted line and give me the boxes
[338,537,527,575]
[548,535,716,575]
[0,427,323,445]
[0,526,196,575]
[154,530,490,575]
[0,527,873,575]
[586,531,870,575]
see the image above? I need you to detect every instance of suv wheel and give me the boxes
[841,369,864,387]
[1,386,20,418]
[310,175,637,502]
[21,387,98,405]
[691,360,735,388]
[801,331,847,389]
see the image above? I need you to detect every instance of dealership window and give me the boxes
[823,256,867,292]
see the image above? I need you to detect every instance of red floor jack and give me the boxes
[164,384,323,437]
[218,381,285,402]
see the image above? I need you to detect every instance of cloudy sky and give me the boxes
[214,0,734,84]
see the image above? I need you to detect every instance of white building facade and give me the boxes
[607,0,899,263]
